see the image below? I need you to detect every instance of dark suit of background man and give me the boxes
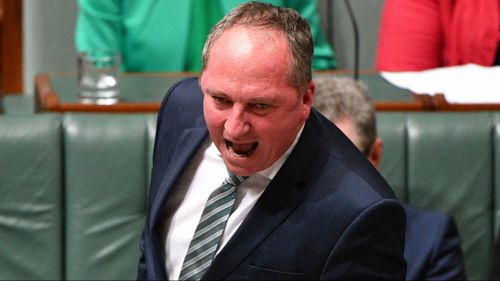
[137,2,406,280]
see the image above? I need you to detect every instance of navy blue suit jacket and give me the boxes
[138,77,407,280]
[404,205,466,280]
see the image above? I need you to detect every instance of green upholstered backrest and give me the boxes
[1,95,36,115]
[0,114,63,280]
[406,112,494,281]
[376,112,497,280]
[63,113,155,280]
[494,113,500,237]
[1,108,498,280]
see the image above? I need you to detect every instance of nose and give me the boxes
[224,105,250,139]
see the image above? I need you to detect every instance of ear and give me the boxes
[300,80,315,121]
[368,137,383,169]
[304,80,315,105]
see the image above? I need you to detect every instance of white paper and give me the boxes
[380,64,500,104]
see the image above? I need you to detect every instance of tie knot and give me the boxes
[226,171,247,187]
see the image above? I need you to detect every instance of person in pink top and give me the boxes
[376,0,500,71]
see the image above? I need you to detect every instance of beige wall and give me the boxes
[23,0,78,95]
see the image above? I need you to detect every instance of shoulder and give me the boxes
[292,110,398,223]
[403,204,466,280]
[157,77,203,119]
[403,204,455,231]
[154,77,205,154]
[403,204,460,246]
[308,109,396,200]
[162,77,202,105]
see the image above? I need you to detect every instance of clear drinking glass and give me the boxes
[77,51,121,104]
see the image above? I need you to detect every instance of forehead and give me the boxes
[204,28,295,97]
[204,26,292,82]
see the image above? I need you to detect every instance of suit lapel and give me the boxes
[149,119,208,229]
[204,114,323,280]
[205,179,304,280]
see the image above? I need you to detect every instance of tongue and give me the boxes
[233,143,255,155]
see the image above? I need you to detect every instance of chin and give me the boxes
[223,158,258,177]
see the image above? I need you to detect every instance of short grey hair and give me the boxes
[201,1,313,93]
[313,76,376,155]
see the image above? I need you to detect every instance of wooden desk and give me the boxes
[36,71,433,113]
[35,72,191,113]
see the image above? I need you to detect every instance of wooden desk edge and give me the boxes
[374,93,435,111]
[434,94,500,111]
[35,73,161,113]
[35,73,61,112]
[57,102,160,113]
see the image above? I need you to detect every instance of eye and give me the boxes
[254,103,270,110]
[213,96,230,105]
[250,102,274,115]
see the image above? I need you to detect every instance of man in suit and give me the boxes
[313,75,467,280]
[138,2,406,280]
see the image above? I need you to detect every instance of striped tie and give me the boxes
[179,172,246,281]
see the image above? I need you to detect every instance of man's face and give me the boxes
[200,26,314,176]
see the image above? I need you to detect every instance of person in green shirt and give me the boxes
[75,0,336,72]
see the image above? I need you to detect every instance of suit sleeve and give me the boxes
[424,216,467,280]
[136,77,201,280]
[137,230,147,281]
[320,199,407,280]
[135,80,179,281]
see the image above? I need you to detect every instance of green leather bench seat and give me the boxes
[407,113,493,280]
[377,112,407,201]
[494,112,500,279]
[0,114,63,280]
[1,95,35,115]
[1,111,499,280]
[377,112,498,280]
[63,113,156,280]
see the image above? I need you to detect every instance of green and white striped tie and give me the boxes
[179,172,246,281]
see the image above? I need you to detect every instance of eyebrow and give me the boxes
[205,88,225,95]
[248,97,277,104]
[205,87,279,104]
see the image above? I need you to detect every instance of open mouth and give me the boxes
[226,140,258,157]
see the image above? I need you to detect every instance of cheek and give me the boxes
[204,104,225,131]
[261,112,303,143]
[252,116,296,142]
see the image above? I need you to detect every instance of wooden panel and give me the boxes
[0,0,23,95]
